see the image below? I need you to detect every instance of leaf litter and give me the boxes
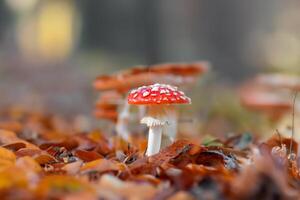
[0,104,299,199]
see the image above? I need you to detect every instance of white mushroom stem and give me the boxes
[142,105,178,142]
[141,116,167,156]
[141,105,172,155]
[116,99,130,140]
[147,125,163,156]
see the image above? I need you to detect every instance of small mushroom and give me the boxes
[128,83,191,156]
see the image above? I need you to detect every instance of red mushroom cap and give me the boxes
[93,62,210,92]
[128,83,191,105]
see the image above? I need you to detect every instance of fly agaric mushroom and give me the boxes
[128,83,191,156]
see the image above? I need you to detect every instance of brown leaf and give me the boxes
[0,130,39,149]
[34,154,57,165]
[75,150,103,162]
[2,142,26,151]
[15,148,43,157]
[39,139,79,151]
[149,139,198,166]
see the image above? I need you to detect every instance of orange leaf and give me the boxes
[0,130,38,149]
[0,147,16,170]
[16,156,42,173]
[80,159,120,173]
[34,154,57,165]
[75,150,103,162]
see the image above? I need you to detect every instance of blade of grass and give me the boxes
[289,91,298,155]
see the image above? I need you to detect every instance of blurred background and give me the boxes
[0,0,300,119]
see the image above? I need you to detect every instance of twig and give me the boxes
[289,91,298,155]
[276,129,282,146]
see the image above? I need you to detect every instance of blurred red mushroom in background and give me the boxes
[239,85,292,122]
[94,62,209,92]
[240,73,300,121]
[239,74,300,134]
[243,73,300,139]
[93,62,209,140]
[94,91,122,123]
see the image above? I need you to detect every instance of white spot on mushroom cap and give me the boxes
[160,89,167,94]
[142,91,150,97]
[130,89,137,94]
[151,86,159,92]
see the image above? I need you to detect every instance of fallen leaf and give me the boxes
[0,147,16,170]
[80,159,120,173]
[75,150,103,162]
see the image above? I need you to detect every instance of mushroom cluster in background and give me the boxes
[93,62,209,141]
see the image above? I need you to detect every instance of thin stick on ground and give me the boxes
[289,91,298,155]
[276,129,282,146]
